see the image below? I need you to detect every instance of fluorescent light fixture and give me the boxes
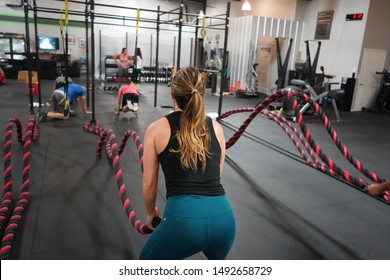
[242,0,251,11]
[198,10,204,19]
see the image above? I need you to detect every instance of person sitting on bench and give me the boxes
[36,83,91,122]
[115,84,139,115]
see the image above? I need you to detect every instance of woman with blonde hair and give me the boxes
[140,66,235,260]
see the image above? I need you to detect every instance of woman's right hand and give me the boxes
[146,212,160,230]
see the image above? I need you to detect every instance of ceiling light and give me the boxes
[242,0,251,11]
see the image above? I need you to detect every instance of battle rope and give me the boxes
[286,90,388,187]
[0,118,22,236]
[218,107,323,165]
[262,109,324,165]
[0,116,39,259]
[83,120,159,235]
[217,89,389,204]
[261,109,390,203]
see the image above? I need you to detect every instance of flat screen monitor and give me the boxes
[38,36,60,50]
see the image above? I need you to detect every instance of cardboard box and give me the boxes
[17,71,38,83]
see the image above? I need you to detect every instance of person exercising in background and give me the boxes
[115,84,139,115]
[114,48,133,87]
[167,66,176,87]
[131,47,143,84]
[53,75,73,90]
[36,83,92,122]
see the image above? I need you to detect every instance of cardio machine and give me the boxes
[290,66,345,121]
[275,37,293,90]
[281,40,322,118]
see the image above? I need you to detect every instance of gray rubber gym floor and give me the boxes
[0,74,389,260]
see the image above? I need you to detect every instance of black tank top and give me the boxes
[158,111,225,198]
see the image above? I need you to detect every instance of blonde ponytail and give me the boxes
[170,67,211,171]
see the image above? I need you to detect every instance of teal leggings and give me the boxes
[139,195,236,260]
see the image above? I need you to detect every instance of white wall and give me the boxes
[206,0,297,20]
[228,15,303,92]
[208,0,370,92]
[296,0,370,85]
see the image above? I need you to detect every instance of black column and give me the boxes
[24,0,34,115]
[218,2,230,116]
[33,0,42,107]
[154,6,160,107]
[177,0,183,69]
[90,0,96,123]
[85,1,90,107]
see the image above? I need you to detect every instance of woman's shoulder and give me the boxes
[146,116,169,134]
[210,118,224,140]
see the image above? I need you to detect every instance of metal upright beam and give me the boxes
[173,36,176,66]
[99,29,102,78]
[126,32,128,51]
[154,6,160,108]
[24,0,34,115]
[194,17,199,67]
[150,34,153,68]
[218,1,230,117]
[177,0,183,69]
[90,0,96,123]
[33,0,42,107]
[85,0,90,107]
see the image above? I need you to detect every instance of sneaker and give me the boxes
[36,111,47,123]
[132,102,139,112]
[126,100,135,111]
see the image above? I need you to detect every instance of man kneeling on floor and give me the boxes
[115,84,139,115]
[36,83,92,122]
[53,75,73,90]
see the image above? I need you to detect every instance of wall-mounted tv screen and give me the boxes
[38,36,60,50]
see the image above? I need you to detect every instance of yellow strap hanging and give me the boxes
[59,9,64,28]
[136,8,140,33]
[201,16,206,38]
[65,0,69,26]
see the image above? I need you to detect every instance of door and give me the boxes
[351,48,387,111]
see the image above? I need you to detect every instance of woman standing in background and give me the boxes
[132,47,143,84]
[114,47,132,87]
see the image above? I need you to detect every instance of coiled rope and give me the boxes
[83,120,158,235]
[217,89,389,204]
[1,116,39,259]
